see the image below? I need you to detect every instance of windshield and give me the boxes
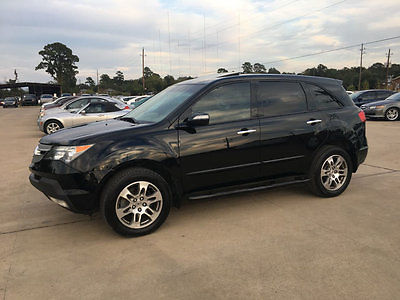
[41,95,52,98]
[349,91,363,100]
[386,92,400,101]
[123,84,204,123]
[5,97,15,101]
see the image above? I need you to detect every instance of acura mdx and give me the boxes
[29,73,368,236]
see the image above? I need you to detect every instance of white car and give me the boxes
[39,94,54,104]
[127,96,151,105]
[37,96,132,134]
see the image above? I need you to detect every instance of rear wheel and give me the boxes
[385,107,399,121]
[44,120,63,134]
[101,168,171,237]
[308,146,352,197]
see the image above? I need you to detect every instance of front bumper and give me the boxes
[29,166,98,214]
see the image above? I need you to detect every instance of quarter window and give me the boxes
[191,82,250,124]
[257,81,307,117]
[307,84,341,110]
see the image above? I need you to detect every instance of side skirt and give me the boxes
[188,178,310,200]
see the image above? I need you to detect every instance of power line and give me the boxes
[204,35,400,75]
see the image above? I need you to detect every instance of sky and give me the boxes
[0,0,399,84]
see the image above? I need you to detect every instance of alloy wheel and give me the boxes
[386,108,399,121]
[115,181,163,229]
[46,122,60,133]
[320,155,348,191]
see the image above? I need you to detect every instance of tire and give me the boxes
[385,107,399,121]
[308,146,352,197]
[100,167,171,237]
[44,120,63,134]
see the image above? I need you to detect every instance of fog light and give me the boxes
[48,196,69,209]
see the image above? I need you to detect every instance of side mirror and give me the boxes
[80,110,86,115]
[186,113,210,127]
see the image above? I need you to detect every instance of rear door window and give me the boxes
[257,81,307,117]
[306,84,342,110]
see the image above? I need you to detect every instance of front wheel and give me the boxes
[44,120,63,134]
[101,168,171,237]
[385,107,399,121]
[308,146,352,197]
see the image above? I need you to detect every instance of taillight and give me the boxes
[124,106,130,110]
[358,111,366,122]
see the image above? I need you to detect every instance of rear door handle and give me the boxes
[237,129,257,135]
[306,119,322,125]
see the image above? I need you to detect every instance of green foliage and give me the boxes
[242,62,253,73]
[35,42,79,92]
[254,63,266,73]
[217,68,228,73]
[267,67,280,74]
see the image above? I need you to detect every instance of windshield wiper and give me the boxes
[118,116,139,124]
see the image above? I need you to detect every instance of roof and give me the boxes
[0,82,61,89]
[178,72,342,86]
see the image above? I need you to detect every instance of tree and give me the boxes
[35,42,79,91]
[144,67,154,78]
[242,62,253,73]
[113,71,124,84]
[253,63,266,73]
[267,67,280,74]
[85,77,95,87]
[217,68,228,73]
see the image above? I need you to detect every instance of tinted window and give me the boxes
[191,82,250,124]
[257,81,306,117]
[376,91,392,99]
[66,98,90,110]
[104,102,120,112]
[307,84,341,110]
[86,103,105,113]
[360,91,376,102]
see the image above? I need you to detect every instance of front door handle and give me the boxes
[237,129,257,135]
[306,119,322,125]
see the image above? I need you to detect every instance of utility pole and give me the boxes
[96,69,99,86]
[141,48,146,91]
[358,43,365,90]
[386,49,392,88]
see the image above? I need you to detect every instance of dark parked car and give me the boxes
[361,92,400,121]
[3,97,18,108]
[29,73,368,236]
[61,93,72,97]
[22,94,38,105]
[350,89,395,107]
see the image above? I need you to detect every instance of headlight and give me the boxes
[39,111,45,117]
[47,145,93,163]
[369,106,376,109]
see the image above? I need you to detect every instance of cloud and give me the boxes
[0,0,399,83]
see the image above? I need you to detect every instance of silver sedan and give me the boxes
[37,96,131,134]
[361,92,400,121]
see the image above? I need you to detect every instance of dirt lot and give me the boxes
[0,106,399,299]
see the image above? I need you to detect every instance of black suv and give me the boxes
[29,74,368,236]
[350,89,395,107]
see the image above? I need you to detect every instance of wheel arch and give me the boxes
[43,118,65,130]
[321,139,358,172]
[96,159,183,209]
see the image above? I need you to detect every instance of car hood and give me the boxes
[363,99,393,107]
[40,118,151,146]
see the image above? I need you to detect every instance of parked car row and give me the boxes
[36,95,152,134]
